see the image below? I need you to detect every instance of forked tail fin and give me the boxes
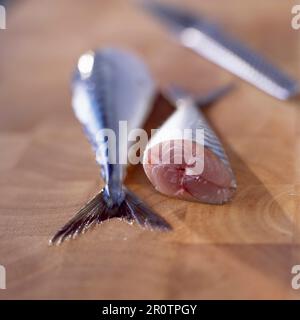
[49,188,171,245]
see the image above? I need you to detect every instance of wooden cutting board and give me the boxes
[0,0,300,299]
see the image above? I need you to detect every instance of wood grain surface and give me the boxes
[0,0,300,299]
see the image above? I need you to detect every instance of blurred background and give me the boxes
[0,0,299,300]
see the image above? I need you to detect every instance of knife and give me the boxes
[141,1,299,100]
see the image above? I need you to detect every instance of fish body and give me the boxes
[72,48,155,204]
[50,48,171,245]
[143,87,236,204]
[142,1,299,100]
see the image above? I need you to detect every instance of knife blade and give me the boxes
[141,1,299,100]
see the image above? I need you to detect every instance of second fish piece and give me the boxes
[143,86,237,204]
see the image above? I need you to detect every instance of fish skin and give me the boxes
[50,48,171,245]
[143,86,237,204]
[141,1,299,101]
[72,48,156,203]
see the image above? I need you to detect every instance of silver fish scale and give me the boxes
[50,48,171,246]
[82,54,123,178]
[182,26,298,100]
[89,56,113,133]
[196,115,231,168]
[143,1,299,100]
[163,85,232,169]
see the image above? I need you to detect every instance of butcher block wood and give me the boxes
[0,0,300,299]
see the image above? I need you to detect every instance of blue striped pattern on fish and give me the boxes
[50,48,171,245]
[163,85,232,169]
[198,114,231,168]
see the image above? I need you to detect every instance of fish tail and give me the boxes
[163,83,234,108]
[49,188,171,245]
[122,188,171,231]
